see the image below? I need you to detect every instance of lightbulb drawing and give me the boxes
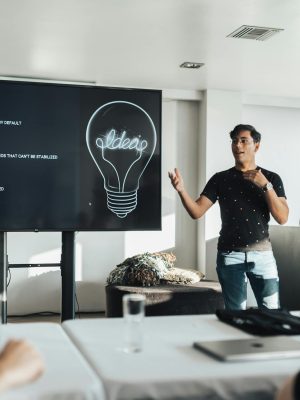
[86,101,157,218]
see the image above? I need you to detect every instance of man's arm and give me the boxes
[263,192,289,225]
[168,168,213,219]
[243,169,289,225]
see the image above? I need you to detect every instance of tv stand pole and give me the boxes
[0,232,7,324]
[0,231,75,324]
[61,231,75,321]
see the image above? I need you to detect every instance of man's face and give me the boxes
[231,130,260,164]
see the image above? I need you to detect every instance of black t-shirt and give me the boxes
[201,167,286,251]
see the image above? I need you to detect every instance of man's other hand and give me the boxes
[243,169,268,188]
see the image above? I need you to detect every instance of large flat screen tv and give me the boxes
[0,80,161,231]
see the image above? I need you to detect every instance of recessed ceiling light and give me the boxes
[227,25,284,41]
[180,62,205,69]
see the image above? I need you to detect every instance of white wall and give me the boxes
[242,104,299,226]
[173,100,199,267]
[7,96,200,315]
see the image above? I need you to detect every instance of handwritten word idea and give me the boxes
[96,129,148,153]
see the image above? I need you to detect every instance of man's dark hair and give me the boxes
[229,124,261,143]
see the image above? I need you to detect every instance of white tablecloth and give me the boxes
[63,315,300,400]
[0,323,105,400]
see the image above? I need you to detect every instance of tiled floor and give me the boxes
[8,312,106,324]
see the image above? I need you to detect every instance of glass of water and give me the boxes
[122,294,145,353]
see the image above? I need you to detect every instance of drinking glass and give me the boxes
[122,294,145,353]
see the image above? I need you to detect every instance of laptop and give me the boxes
[193,336,300,362]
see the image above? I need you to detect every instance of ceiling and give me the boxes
[1,0,300,98]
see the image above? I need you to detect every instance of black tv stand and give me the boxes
[0,231,75,324]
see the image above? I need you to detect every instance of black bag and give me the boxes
[216,308,300,336]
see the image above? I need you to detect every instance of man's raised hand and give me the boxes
[168,168,185,193]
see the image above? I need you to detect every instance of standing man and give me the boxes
[169,124,288,310]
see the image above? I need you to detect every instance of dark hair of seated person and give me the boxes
[294,371,300,400]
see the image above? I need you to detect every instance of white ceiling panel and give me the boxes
[0,0,299,97]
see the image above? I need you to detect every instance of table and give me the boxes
[0,323,105,400]
[63,315,300,400]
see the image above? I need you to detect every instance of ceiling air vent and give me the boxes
[227,25,283,41]
[180,62,205,69]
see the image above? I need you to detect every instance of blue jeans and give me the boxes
[216,250,280,310]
